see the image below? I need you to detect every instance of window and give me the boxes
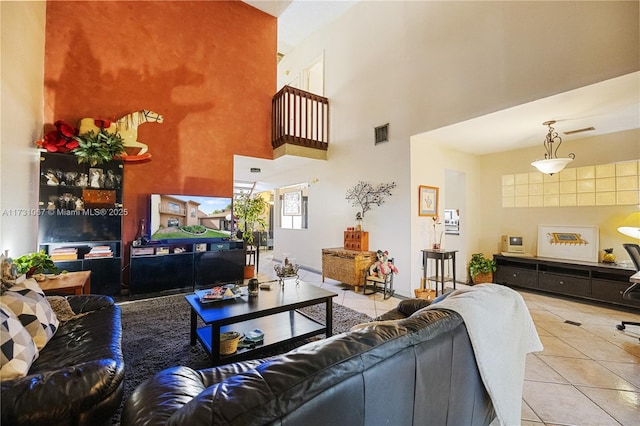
[279,184,308,230]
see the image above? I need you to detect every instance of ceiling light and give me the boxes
[618,212,640,239]
[531,120,576,175]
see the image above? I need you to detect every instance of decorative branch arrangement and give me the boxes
[345,181,397,217]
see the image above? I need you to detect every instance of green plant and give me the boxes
[73,129,125,166]
[233,192,267,246]
[468,252,496,278]
[14,250,59,276]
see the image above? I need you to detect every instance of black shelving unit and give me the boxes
[128,241,244,295]
[38,152,123,296]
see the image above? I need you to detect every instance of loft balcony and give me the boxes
[272,86,329,160]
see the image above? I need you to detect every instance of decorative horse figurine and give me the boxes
[78,109,163,161]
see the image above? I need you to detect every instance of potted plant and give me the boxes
[73,128,125,166]
[14,250,59,278]
[468,252,496,284]
[233,192,268,278]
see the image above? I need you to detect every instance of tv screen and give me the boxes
[149,194,234,243]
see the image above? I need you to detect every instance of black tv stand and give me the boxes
[128,241,244,295]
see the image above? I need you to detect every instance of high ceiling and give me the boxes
[237,1,639,193]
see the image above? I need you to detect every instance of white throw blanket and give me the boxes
[424,284,543,426]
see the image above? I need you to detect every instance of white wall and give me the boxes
[274,1,638,298]
[0,1,47,257]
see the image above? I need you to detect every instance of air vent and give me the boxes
[375,123,389,144]
[563,127,595,135]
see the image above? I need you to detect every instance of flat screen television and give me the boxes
[149,194,234,243]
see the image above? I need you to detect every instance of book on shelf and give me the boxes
[51,253,79,261]
[85,246,113,258]
[84,252,114,258]
[51,247,78,261]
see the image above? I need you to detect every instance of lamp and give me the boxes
[531,120,575,175]
[618,211,640,239]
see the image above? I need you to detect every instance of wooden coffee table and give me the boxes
[39,271,91,295]
[185,280,337,365]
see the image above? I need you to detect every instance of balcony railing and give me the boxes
[272,86,329,151]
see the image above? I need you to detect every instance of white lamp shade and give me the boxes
[618,212,640,239]
[531,158,574,174]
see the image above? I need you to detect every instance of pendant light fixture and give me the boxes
[531,120,575,175]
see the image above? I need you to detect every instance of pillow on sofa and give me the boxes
[0,280,59,350]
[0,304,39,380]
[46,296,89,323]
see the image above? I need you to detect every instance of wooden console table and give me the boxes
[39,270,91,295]
[322,248,376,291]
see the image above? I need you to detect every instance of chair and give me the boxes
[616,244,640,340]
[363,258,395,299]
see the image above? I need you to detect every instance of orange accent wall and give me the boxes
[43,1,276,254]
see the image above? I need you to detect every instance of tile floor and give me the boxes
[257,252,640,426]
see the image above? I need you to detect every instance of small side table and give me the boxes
[421,249,457,296]
[39,270,91,295]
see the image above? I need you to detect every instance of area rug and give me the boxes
[111,292,372,424]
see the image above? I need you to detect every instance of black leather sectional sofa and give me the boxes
[122,301,496,425]
[1,295,124,426]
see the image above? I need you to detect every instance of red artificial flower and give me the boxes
[93,119,112,128]
[35,120,79,153]
[54,120,77,138]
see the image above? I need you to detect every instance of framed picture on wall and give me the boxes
[537,225,599,262]
[418,185,438,216]
[283,191,302,216]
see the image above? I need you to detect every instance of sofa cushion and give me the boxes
[0,304,39,380]
[47,296,89,323]
[0,279,59,350]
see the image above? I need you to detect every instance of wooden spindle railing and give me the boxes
[272,86,329,151]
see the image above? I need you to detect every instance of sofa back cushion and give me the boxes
[0,304,39,380]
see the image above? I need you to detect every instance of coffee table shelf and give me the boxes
[185,281,337,365]
[195,310,326,363]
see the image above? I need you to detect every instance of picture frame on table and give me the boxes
[537,225,599,262]
[418,185,438,217]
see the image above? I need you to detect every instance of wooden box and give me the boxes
[343,231,369,251]
[82,189,116,207]
[322,248,376,287]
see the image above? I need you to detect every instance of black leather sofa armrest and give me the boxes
[376,298,432,321]
[0,358,122,425]
[66,295,114,313]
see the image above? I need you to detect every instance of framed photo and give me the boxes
[418,185,438,217]
[89,168,104,188]
[537,225,599,262]
[283,191,302,216]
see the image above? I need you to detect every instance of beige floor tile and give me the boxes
[577,386,640,426]
[564,337,640,363]
[535,319,605,340]
[520,422,544,426]
[538,335,589,358]
[578,324,640,358]
[533,323,554,337]
[539,355,637,391]
[523,381,619,425]
[528,308,565,323]
[521,399,542,422]
[598,360,640,389]
[525,355,569,384]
